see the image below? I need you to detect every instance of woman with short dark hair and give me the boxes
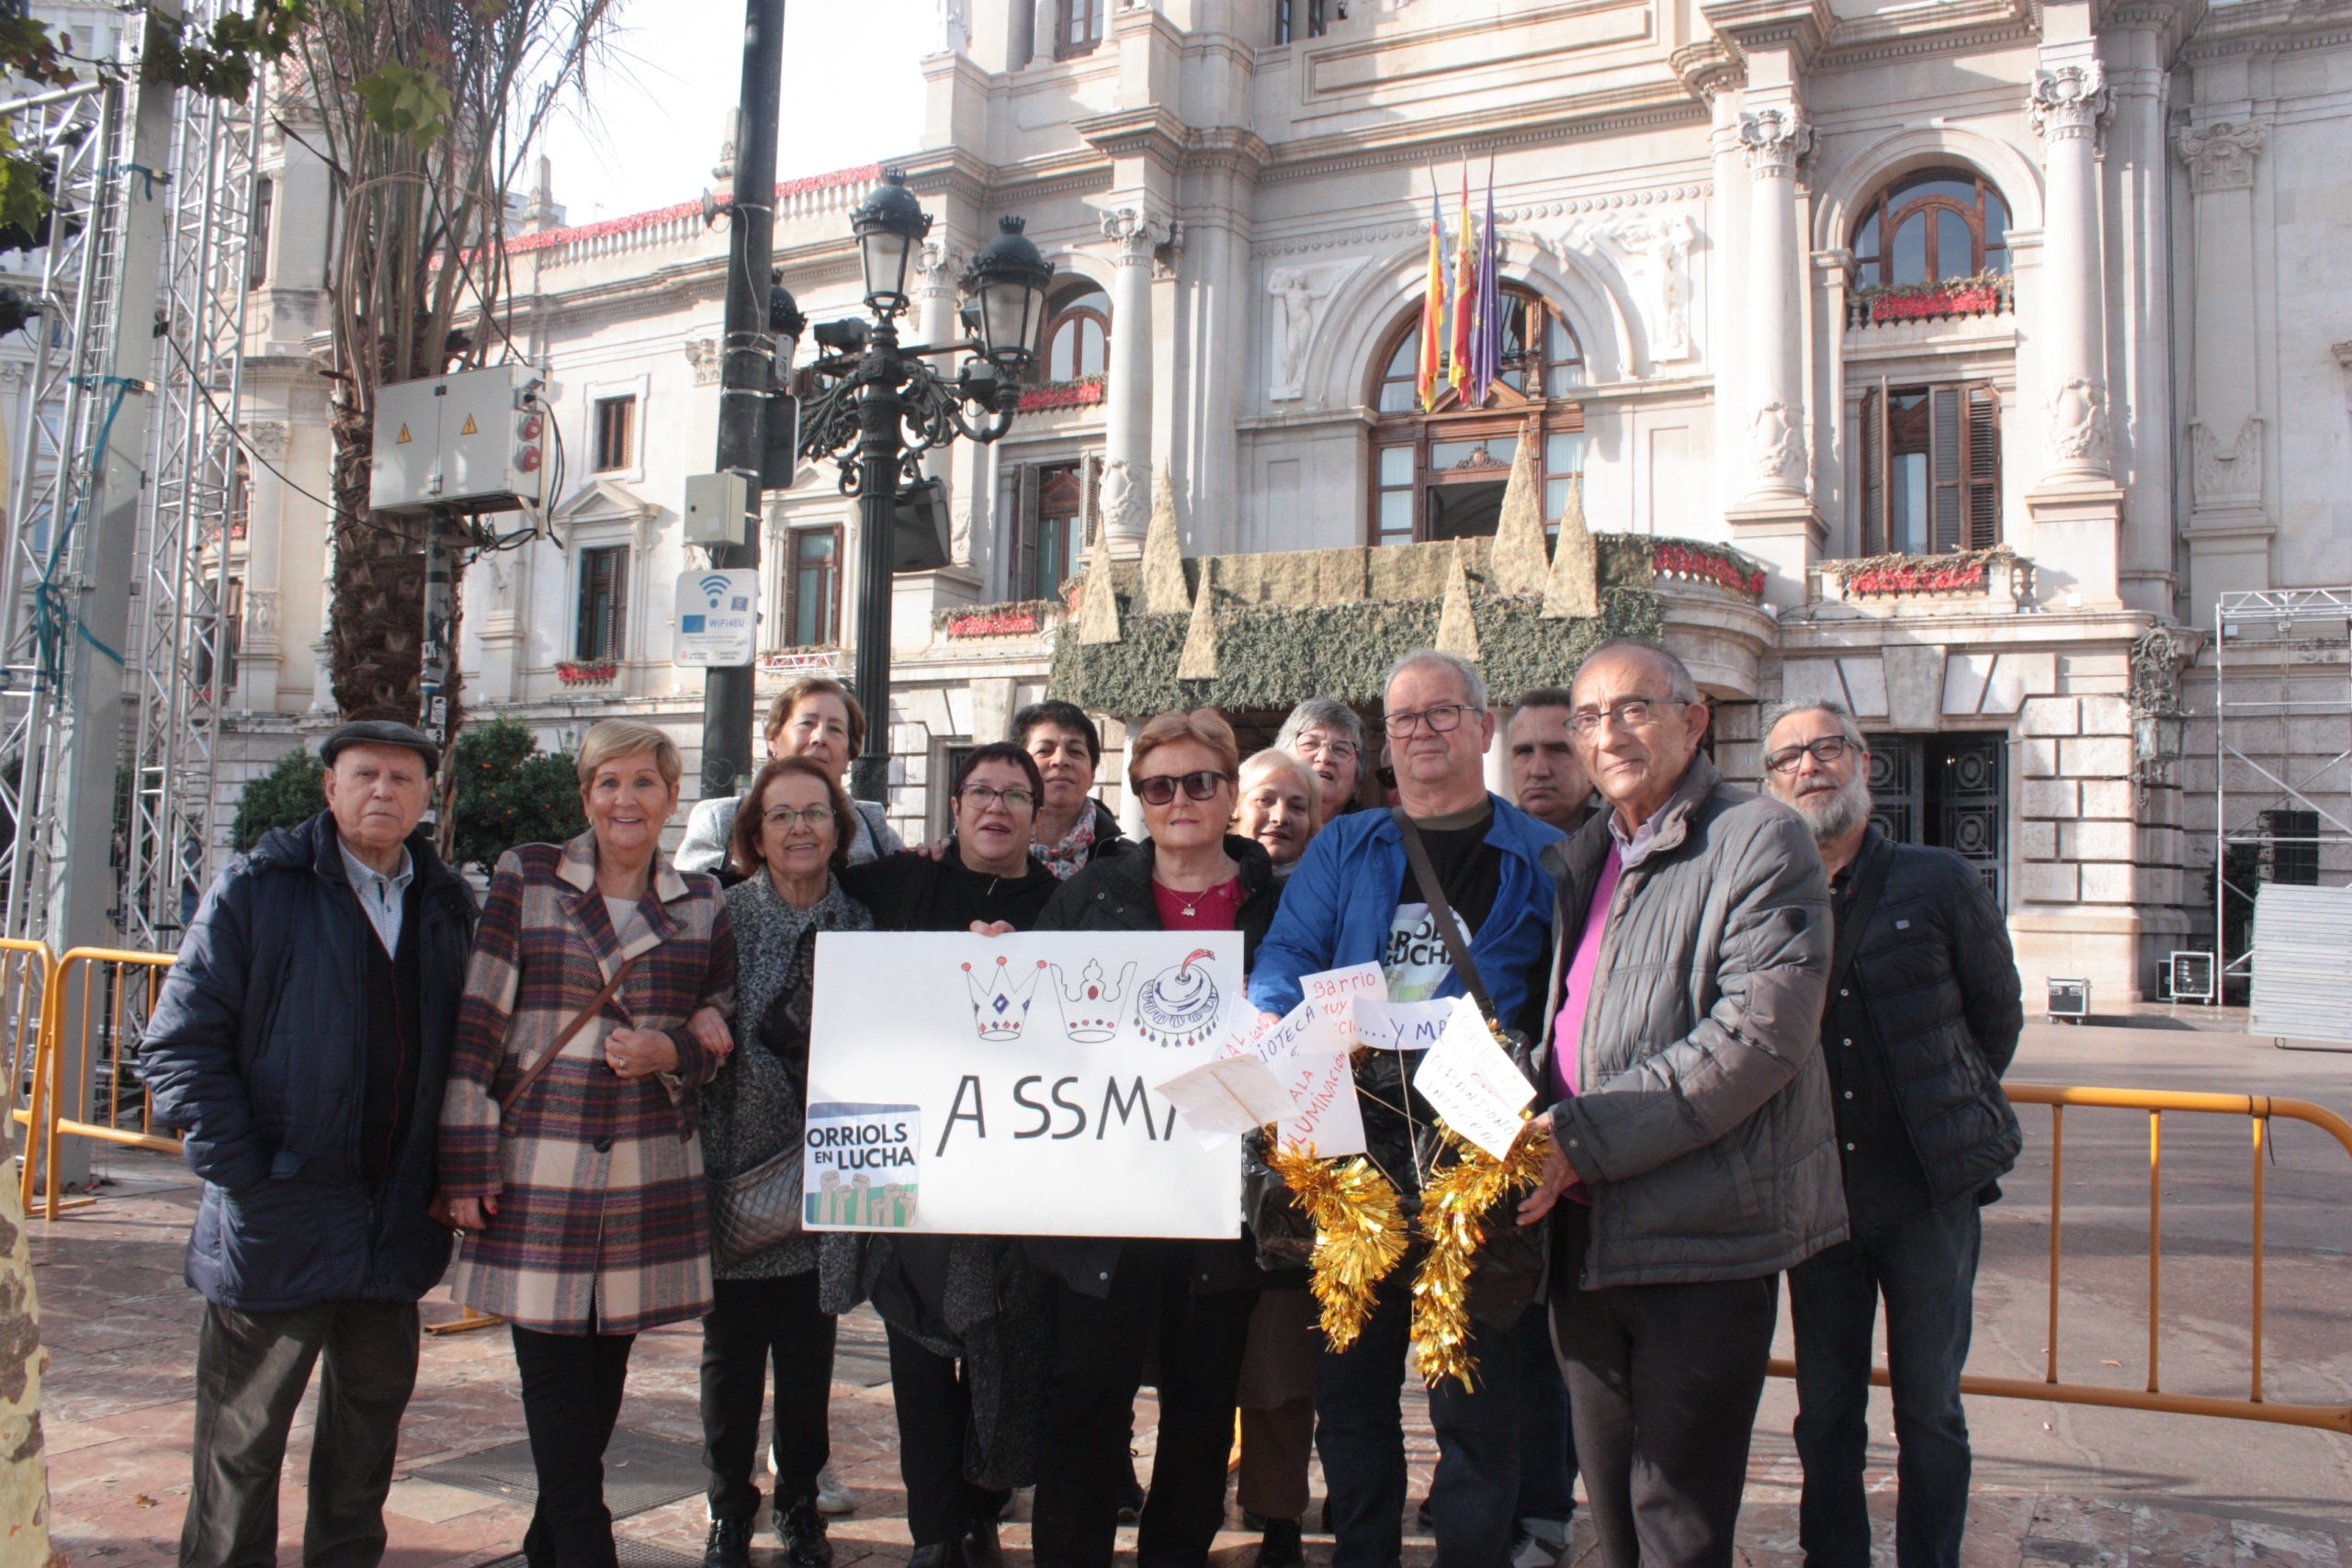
[678,677,903,877]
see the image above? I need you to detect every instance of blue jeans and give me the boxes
[1317,1268,1521,1568]
[1513,1301,1577,1521]
[1790,1191,1982,1568]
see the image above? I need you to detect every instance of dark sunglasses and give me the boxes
[1133,770,1230,807]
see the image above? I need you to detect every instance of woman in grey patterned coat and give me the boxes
[699,755,873,1568]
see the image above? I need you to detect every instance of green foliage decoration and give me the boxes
[232,749,326,852]
[352,60,453,145]
[144,1,311,102]
[449,717,584,874]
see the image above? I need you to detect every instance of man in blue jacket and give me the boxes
[1250,649,1562,1568]
[143,720,478,1568]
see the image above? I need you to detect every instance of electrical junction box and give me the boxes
[683,470,753,547]
[369,364,548,515]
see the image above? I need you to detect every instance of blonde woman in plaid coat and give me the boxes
[440,720,736,1568]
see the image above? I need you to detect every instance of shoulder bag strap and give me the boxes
[1826,837,1894,1002]
[1391,807,1497,1024]
[498,955,639,1117]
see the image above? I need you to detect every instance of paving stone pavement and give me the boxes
[33,1148,2352,1568]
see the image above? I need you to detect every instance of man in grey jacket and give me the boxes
[1518,640,1844,1568]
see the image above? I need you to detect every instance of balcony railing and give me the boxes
[1847,273,2014,329]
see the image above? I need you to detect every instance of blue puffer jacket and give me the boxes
[1249,794,1563,1032]
[142,812,478,1311]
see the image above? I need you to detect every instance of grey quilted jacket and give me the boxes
[1538,752,1848,1288]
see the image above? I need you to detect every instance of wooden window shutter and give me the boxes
[1929,385,1963,553]
[1859,382,1884,556]
[1963,383,2000,549]
[1014,463,1041,599]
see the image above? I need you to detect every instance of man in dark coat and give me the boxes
[1761,703,2023,1568]
[143,720,478,1568]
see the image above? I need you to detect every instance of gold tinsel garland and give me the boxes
[1408,1118,1552,1389]
[1264,1141,1408,1352]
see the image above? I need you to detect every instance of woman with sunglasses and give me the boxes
[1024,708,1283,1568]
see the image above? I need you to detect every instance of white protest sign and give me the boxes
[673,568,757,667]
[1219,998,1368,1157]
[1411,995,1537,1159]
[1298,961,1385,1044]
[1351,998,1454,1053]
[1155,1055,1296,1147]
[806,931,1244,1235]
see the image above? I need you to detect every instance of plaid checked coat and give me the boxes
[440,832,736,1335]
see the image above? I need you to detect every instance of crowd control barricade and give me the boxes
[1766,1082,2352,1434]
[21,946,180,1218]
[0,938,53,1173]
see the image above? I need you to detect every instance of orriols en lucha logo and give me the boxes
[804,1101,921,1229]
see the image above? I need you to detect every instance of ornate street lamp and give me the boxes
[800,186,1054,805]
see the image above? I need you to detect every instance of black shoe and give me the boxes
[779,1497,833,1568]
[1257,1518,1306,1568]
[909,1543,967,1568]
[1117,1464,1145,1524]
[1416,1495,1434,1530]
[963,1517,1003,1568]
[704,1517,754,1568]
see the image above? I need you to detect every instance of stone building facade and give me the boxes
[208,0,2352,1008]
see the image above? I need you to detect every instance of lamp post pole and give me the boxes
[697,0,786,803]
[848,321,905,807]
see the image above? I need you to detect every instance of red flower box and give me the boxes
[1843,561,1987,596]
[1652,543,1767,600]
[1018,378,1108,413]
[555,660,618,684]
[945,611,1040,638]
[1869,285,2004,323]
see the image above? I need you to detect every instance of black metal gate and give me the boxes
[1865,732,2005,908]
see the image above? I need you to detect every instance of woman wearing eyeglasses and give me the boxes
[698,756,874,1568]
[1023,708,1283,1568]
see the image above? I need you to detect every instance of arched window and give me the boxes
[1366,284,1586,547]
[1036,283,1109,384]
[1850,168,2010,290]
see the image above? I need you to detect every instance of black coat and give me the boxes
[1024,836,1281,1298]
[1835,830,2025,1209]
[840,843,1061,933]
[142,813,478,1311]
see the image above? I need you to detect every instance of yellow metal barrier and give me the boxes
[22,947,180,1219]
[1768,1081,2352,1434]
[0,938,54,1201]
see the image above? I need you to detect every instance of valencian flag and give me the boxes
[1469,165,1503,406]
[1417,182,1446,412]
[1448,165,1476,398]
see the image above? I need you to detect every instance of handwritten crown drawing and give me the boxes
[1051,960,1136,1043]
[964,956,1047,1042]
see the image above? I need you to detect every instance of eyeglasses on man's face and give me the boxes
[762,805,834,831]
[956,784,1035,812]
[1134,770,1230,807]
[1384,703,1477,739]
[1568,696,1676,735]
[1764,735,1858,774]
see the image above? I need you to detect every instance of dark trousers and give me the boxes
[180,1298,420,1568]
[1512,1298,1577,1521]
[886,1323,1011,1547]
[511,1324,636,1568]
[1031,1243,1259,1568]
[1551,1203,1777,1568]
[1317,1267,1521,1568]
[1791,1193,1982,1568]
[701,1272,838,1520]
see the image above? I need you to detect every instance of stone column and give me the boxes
[1101,206,1167,556]
[911,237,972,563]
[236,420,289,712]
[1738,106,1812,506]
[2030,62,2114,487]
[2176,117,2271,619]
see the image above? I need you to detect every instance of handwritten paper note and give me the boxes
[1351,998,1455,1053]
[1299,962,1385,1045]
[1219,998,1368,1157]
[1155,1055,1298,1148]
[1411,995,1537,1159]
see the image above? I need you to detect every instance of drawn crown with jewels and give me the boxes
[1051,960,1136,1043]
[963,955,1047,1042]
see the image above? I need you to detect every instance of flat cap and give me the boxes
[321,719,440,773]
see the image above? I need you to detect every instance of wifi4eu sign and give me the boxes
[673,568,758,667]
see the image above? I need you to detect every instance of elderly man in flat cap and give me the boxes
[146,721,480,1568]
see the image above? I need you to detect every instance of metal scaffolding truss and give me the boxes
[0,77,132,943]
[2211,586,2352,983]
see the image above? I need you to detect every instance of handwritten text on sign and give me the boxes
[805,931,1246,1236]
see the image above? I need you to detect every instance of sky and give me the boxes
[538,0,934,227]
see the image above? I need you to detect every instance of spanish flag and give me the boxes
[1417,184,1445,412]
[1448,165,1476,399]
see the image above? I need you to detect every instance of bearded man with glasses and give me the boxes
[1759,704,2021,1568]
[1250,649,1563,1568]
[1515,638,1844,1568]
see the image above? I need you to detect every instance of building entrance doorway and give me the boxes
[1864,732,2006,908]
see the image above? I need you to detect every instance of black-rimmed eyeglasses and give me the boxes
[1764,736,1858,774]
[1384,703,1478,738]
